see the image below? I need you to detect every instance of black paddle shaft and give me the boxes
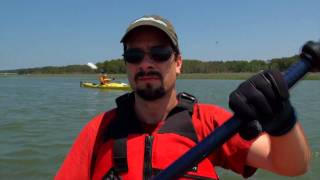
[154,41,320,180]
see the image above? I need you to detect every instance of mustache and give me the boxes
[134,70,163,81]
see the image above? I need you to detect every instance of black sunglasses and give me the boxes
[123,46,175,64]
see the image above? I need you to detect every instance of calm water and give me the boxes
[0,75,319,179]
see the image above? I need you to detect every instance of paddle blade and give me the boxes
[87,62,98,70]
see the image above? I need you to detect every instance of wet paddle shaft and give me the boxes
[154,41,320,180]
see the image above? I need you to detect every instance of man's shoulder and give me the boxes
[85,108,118,131]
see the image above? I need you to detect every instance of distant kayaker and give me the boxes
[56,15,311,180]
[99,70,111,85]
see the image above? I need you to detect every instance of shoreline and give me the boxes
[1,72,320,80]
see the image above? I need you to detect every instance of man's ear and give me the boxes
[175,54,183,74]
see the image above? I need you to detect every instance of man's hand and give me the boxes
[301,41,320,72]
[229,70,297,140]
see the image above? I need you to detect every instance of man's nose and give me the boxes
[139,53,155,69]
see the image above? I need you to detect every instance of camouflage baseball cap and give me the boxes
[120,15,180,53]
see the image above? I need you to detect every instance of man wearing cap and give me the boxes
[56,15,310,179]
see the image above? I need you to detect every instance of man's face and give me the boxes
[124,27,182,101]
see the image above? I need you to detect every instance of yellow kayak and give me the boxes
[80,81,131,91]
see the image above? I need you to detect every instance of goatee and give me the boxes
[134,70,165,101]
[136,83,165,101]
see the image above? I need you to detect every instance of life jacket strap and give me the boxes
[113,137,128,173]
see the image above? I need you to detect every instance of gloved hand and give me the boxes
[301,41,320,72]
[229,69,297,140]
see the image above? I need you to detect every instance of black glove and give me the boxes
[301,41,320,72]
[229,70,297,140]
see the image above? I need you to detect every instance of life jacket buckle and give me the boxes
[178,92,197,104]
[177,92,198,114]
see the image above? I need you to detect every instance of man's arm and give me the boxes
[55,112,109,180]
[55,124,95,180]
[247,122,311,176]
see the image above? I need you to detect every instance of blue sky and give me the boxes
[0,0,319,70]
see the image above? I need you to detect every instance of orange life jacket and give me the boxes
[91,92,219,180]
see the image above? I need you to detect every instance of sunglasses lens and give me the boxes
[150,47,173,62]
[123,47,174,64]
[123,49,144,64]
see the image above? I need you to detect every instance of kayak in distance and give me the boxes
[80,81,131,91]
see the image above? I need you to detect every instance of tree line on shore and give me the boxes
[5,55,299,74]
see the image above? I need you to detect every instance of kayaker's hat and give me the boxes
[120,15,180,53]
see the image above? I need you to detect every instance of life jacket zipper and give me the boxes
[143,135,154,180]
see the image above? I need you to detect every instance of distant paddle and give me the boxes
[87,62,98,70]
